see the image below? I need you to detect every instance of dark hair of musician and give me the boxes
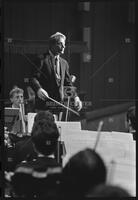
[34,110,55,123]
[89,184,131,197]
[31,119,59,156]
[61,148,107,198]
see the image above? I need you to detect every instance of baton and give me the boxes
[94,121,104,151]
[47,96,80,116]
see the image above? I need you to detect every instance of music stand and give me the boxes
[4,107,20,132]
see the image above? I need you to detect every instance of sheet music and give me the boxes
[27,114,136,196]
[27,113,81,133]
[62,130,135,165]
[62,129,136,196]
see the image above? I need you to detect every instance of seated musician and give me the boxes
[11,119,62,198]
[11,111,56,171]
[8,86,27,139]
[10,86,24,109]
[60,148,107,199]
[126,106,136,140]
[4,87,29,173]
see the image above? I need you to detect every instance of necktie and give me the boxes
[55,57,60,79]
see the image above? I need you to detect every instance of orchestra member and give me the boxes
[8,86,27,137]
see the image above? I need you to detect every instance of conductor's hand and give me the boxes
[74,96,82,111]
[37,88,49,101]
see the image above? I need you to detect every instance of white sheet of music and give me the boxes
[62,129,135,196]
[27,114,135,196]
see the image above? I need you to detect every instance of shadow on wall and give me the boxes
[81,102,135,132]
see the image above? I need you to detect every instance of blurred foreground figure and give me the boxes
[11,119,62,198]
[87,184,131,197]
[60,148,107,199]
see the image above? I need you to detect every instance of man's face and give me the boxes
[52,37,66,55]
[10,92,24,108]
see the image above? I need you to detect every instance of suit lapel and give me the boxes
[46,54,60,86]
[44,55,54,74]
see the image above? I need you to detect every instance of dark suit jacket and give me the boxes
[12,157,62,197]
[30,52,74,111]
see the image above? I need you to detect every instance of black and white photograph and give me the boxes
[2,0,135,198]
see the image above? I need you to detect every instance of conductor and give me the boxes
[30,32,82,119]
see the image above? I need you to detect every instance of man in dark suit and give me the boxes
[30,32,82,118]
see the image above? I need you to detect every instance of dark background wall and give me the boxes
[4,1,135,111]
[90,1,135,109]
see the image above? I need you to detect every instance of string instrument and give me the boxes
[19,102,27,135]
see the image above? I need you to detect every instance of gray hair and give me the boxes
[49,32,66,46]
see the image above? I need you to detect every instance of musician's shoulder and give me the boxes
[37,54,44,60]
[60,56,68,64]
